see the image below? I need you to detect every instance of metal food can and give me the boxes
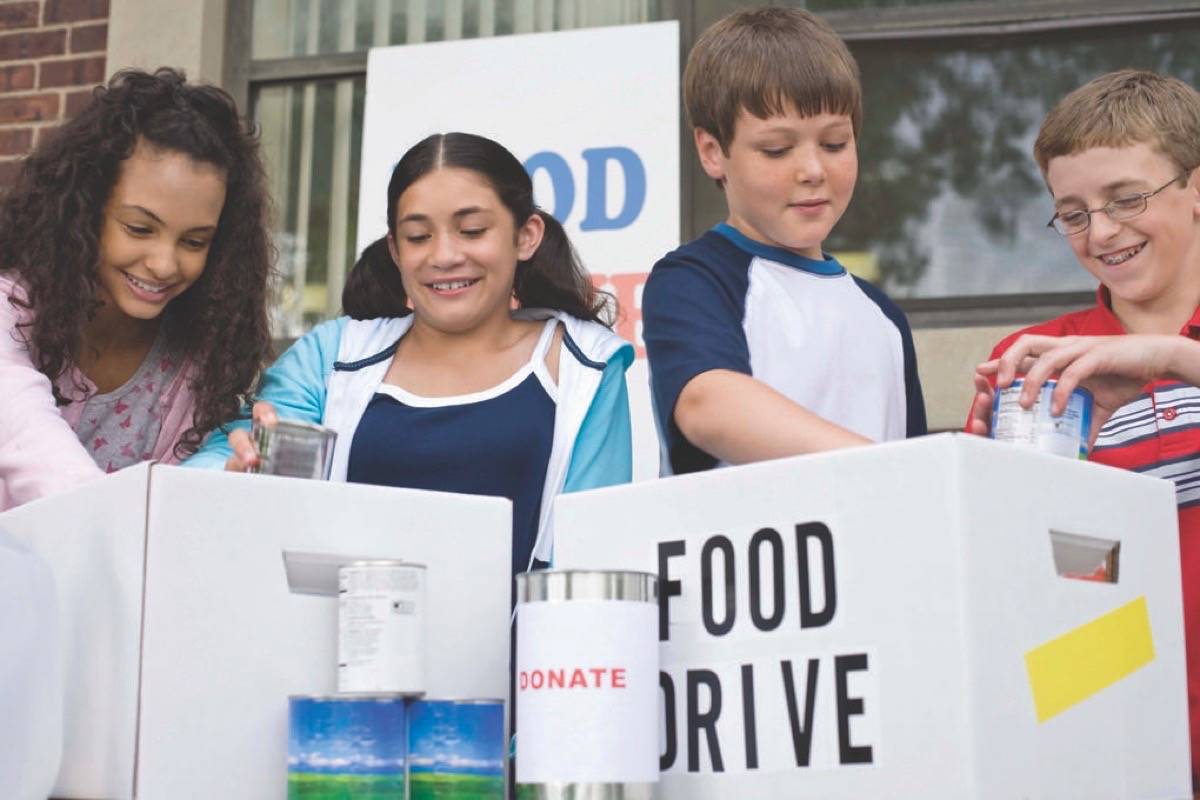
[338,561,427,695]
[251,419,337,480]
[992,378,1093,459]
[408,698,506,799]
[514,570,659,800]
[287,694,407,799]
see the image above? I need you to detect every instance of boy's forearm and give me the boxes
[674,370,872,464]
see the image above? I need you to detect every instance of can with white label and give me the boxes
[514,570,659,800]
[337,561,427,695]
[992,378,1093,459]
[251,418,337,480]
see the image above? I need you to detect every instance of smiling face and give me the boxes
[1046,142,1200,320]
[95,140,227,323]
[695,106,857,259]
[388,166,543,336]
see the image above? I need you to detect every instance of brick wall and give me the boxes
[0,0,108,188]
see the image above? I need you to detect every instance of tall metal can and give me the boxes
[337,561,427,695]
[991,378,1093,459]
[287,694,407,799]
[515,570,659,800]
[408,698,506,799]
[251,418,337,480]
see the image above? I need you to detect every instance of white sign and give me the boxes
[553,435,1192,799]
[358,22,681,480]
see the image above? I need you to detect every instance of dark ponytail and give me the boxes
[342,132,614,325]
[512,210,610,323]
[342,235,410,320]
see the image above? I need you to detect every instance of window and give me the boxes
[234,0,1200,332]
[239,0,663,335]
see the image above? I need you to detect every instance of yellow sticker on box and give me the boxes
[1025,596,1154,723]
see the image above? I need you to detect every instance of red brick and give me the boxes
[64,87,93,117]
[39,55,104,88]
[0,127,32,155]
[69,22,106,53]
[0,29,66,60]
[34,124,60,147]
[0,2,39,30]
[44,0,109,24]
[0,93,59,124]
[0,63,34,91]
[0,158,24,189]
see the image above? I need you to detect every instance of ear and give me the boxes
[516,212,545,261]
[386,233,402,268]
[694,127,727,182]
[1188,166,1200,220]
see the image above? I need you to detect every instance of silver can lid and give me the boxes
[516,569,657,603]
[260,418,336,436]
[340,560,426,570]
[288,692,418,702]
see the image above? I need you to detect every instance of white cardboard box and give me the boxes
[553,433,1192,799]
[0,465,512,799]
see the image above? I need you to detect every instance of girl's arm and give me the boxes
[562,355,634,493]
[0,282,102,509]
[183,317,346,469]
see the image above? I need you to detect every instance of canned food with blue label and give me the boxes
[991,379,1093,459]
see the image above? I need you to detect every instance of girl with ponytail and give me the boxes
[188,132,634,577]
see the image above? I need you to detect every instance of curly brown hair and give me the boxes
[0,67,274,457]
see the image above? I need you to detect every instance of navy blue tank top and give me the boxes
[347,320,558,577]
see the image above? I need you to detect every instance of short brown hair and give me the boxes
[1034,69,1200,177]
[684,7,862,153]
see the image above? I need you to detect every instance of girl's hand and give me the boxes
[224,401,279,472]
[977,334,1174,449]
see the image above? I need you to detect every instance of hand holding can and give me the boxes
[991,378,1093,459]
[249,418,337,480]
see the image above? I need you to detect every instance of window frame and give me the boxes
[225,0,1200,326]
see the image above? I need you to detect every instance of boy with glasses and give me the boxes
[967,69,1200,786]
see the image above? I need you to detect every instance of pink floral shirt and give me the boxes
[72,332,187,473]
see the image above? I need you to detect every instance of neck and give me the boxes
[83,301,159,358]
[403,311,524,358]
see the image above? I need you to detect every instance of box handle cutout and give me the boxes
[282,550,399,596]
[1049,531,1119,584]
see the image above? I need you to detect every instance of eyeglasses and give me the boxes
[1047,172,1189,236]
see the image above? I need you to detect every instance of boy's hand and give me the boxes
[966,372,995,437]
[978,334,1175,449]
[224,401,279,472]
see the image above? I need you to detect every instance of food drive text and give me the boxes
[657,522,877,773]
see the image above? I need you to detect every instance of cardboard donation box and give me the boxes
[0,465,512,799]
[553,433,1192,799]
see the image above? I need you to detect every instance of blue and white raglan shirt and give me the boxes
[643,223,926,475]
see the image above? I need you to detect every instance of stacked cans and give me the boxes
[288,696,505,799]
[338,561,427,694]
[288,561,506,799]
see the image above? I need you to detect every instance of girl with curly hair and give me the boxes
[0,67,273,510]
[189,132,633,577]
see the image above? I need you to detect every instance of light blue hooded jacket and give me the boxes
[186,309,634,565]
